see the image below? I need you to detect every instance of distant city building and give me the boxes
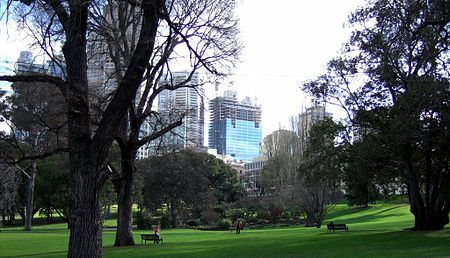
[86,43,117,98]
[208,90,262,162]
[136,72,205,158]
[158,72,205,148]
[86,2,124,98]
[157,72,204,149]
[16,51,66,79]
[297,105,332,135]
[242,159,266,197]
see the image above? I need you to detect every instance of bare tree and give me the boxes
[88,0,240,246]
[261,116,342,227]
[1,0,240,256]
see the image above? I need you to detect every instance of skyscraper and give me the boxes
[297,105,332,135]
[208,90,262,162]
[16,51,65,78]
[156,71,204,149]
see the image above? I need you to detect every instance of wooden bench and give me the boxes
[327,222,348,233]
[141,234,163,244]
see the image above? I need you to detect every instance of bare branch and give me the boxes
[137,115,184,148]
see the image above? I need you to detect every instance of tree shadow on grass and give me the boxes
[4,251,67,258]
[325,205,408,225]
[310,229,450,257]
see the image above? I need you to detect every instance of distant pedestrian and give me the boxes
[235,218,244,234]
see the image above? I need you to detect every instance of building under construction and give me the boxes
[208,90,262,162]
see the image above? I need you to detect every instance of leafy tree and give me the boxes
[0,80,66,231]
[1,0,239,256]
[303,0,450,230]
[295,118,343,227]
[261,117,343,227]
[139,150,240,227]
[35,154,69,222]
[0,163,21,226]
[343,135,381,207]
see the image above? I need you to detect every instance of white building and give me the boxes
[136,71,205,158]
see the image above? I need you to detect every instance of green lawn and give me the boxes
[1,204,449,257]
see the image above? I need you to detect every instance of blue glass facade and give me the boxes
[223,119,262,162]
[209,91,262,162]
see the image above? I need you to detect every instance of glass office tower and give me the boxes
[209,91,262,162]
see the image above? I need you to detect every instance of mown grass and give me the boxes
[1,204,449,257]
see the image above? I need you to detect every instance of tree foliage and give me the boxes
[0,163,21,226]
[35,154,69,222]
[0,80,67,231]
[303,0,450,230]
[261,117,343,227]
[138,150,240,227]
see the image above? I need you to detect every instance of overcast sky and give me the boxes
[206,0,366,136]
[1,0,366,136]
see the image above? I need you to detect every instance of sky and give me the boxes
[0,0,366,136]
[210,0,366,136]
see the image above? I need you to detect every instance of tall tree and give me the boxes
[1,0,239,256]
[261,117,343,227]
[294,118,343,227]
[303,0,450,230]
[88,0,240,246]
[0,80,66,231]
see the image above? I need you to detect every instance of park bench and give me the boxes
[141,233,163,244]
[327,222,348,233]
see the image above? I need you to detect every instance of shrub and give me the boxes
[217,218,232,230]
[160,212,171,229]
[186,219,202,227]
[135,211,152,230]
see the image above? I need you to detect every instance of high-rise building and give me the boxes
[208,90,262,162]
[16,51,65,78]
[157,71,204,149]
[297,105,332,135]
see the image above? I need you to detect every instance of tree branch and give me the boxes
[137,117,183,148]
[0,74,67,97]
[160,5,219,75]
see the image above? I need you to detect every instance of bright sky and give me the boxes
[210,0,365,136]
[0,0,366,136]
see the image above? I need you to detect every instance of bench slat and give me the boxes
[327,223,348,232]
[141,234,163,244]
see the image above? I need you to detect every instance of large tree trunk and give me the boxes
[24,160,36,231]
[64,18,105,256]
[304,210,319,227]
[170,200,177,228]
[62,1,160,256]
[405,158,449,230]
[68,162,103,258]
[114,152,136,246]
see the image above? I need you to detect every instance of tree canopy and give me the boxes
[138,150,241,227]
[303,0,450,230]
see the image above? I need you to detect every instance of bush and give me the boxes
[217,218,232,230]
[160,212,172,229]
[135,211,152,230]
[186,219,202,227]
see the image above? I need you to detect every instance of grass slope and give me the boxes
[1,204,449,257]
